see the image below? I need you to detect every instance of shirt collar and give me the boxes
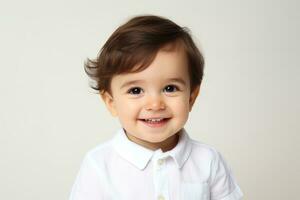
[169,128,193,169]
[112,128,192,170]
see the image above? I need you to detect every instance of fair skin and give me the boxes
[101,42,200,152]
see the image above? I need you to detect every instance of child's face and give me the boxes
[101,44,200,151]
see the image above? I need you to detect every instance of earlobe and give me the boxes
[189,86,200,111]
[100,91,118,117]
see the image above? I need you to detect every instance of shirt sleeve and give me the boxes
[209,150,244,200]
[69,154,107,200]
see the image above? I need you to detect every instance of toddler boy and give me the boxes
[70,15,243,200]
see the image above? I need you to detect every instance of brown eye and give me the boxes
[164,85,179,93]
[128,87,143,95]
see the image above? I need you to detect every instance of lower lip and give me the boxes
[139,118,170,128]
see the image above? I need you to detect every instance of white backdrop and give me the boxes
[1,0,299,199]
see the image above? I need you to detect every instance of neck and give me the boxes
[125,131,180,152]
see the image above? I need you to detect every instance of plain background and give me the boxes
[1,0,299,199]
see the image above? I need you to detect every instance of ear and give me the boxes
[100,92,118,117]
[189,85,200,112]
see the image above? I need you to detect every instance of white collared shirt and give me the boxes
[69,128,243,200]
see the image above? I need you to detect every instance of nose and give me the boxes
[145,94,166,111]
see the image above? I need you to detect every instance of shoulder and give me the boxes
[184,134,244,199]
[189,138,222,162]
[83,137,115,167]
[187,137,232,173]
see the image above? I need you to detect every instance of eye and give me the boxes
[163,85,179,93]
[127,87,143,95]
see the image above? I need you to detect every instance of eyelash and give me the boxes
[127,85,180,95]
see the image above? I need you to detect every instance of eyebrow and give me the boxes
[120,78,187,89]
[166,78,187,86]
[120,80,144,89]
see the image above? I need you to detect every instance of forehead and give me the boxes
[111,43,189,87]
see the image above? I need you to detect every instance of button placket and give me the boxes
[153,156,169,200]
[157,194,165,200]
[157,158,165,170]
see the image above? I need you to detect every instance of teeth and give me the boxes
[145,118,164,122]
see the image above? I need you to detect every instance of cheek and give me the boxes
[115,100,141,118]
[168,96,190,115]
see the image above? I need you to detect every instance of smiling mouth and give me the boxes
[138,118,171,127]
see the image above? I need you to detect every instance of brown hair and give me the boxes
[84,15,204,95]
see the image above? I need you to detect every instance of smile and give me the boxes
[138,118,170,128]
[144,118,164,122]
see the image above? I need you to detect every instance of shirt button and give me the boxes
[157,195,165,200]
[157,159,164,165]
